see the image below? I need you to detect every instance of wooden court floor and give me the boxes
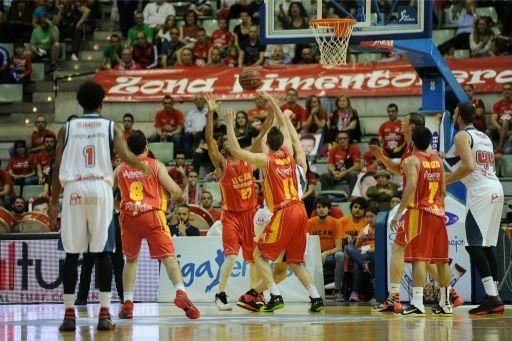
[1,302,511,341]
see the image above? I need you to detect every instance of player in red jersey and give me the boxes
[115,130,200,320]
[225,93,325,313]
[204,94,273,310]
[371,113,463,313]
[390,126,452,317]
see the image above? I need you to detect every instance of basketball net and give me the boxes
[310,18,357,67]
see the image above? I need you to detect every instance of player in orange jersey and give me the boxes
[204,94,273,311]
[224,93,325,313]
[390,126,452,317]
[115,130,200,320]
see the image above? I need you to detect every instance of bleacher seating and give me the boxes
[432,29,455,46]
[148,142,174,165]
[475,7,498,23]
[0,85,23,103]
[22,185,45,199]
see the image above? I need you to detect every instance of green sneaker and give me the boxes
[309,297,325,313]
[260,294,284,312]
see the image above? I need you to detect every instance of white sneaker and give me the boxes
[215,292,233,311]
[71,54,79,61]
[38,48,47,57]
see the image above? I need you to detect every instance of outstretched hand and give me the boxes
[223,108,236,123]
[205,93,219,113]
[283,109,294,120]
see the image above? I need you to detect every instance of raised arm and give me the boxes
[369,144,401,176]
[261,93,293,153]
[248,108,274,153]
[282,109,307,171]
[113,124,151,176]
[204,94,224,172]
[157,161,184,201]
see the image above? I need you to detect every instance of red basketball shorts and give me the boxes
[257,202,308,264]
[400,208,448,263]
[221,207,257,262]
[120,210,175,260]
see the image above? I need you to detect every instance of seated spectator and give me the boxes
[390,196,401,209]
[189,0,212,16]
[169,204,200,236]
[235,111,258,148]
[302,166,319,217]
[211,18,234,53]
[184,95,208,157]
[179,10,201,43]
[32,0,58,27]
[127,11,153,48]
[58,0,90,61]
[32,196,50,214]
[378,103,405,158]
[30,16,60,71]
[366,170,398,212]
[0,165,15,209]
[281,2,309,30]
[248,93,270,122]
[29,114,56,154]
[325,95,361,144]
[264,45,292,65]
[150,95,184,151]
[101,34,122,70]
[176,47,197,67]
[489,37,511,57]
[280,88,307,131]
[155,15,177,51]
[161,27,185,68]
[239,25,265,66]
[201,190,221,221]
[308,195,345,301]
[310,205,344,219]
[439,0,475,50]
[143,0,175,30]
[223,45,239,67]
[275,0,293,29]
[10,196,27,220]
[469,17,494,57]
[35,135,55,185]
[339,197,369,245]
[302,95,326,133]
[132,31,158,68]
[206,47,224,66]
[122,113,135,140]
[168,152,191,188]
[0,44,10,83]
[7,140,38,191]
[363,137,386,173]
[463,84,486,132]
[114,48,141,70]
[294,45,317,64]
[346,207,376,302]
[320,131,361,194]
[183,170,203,205]
[234,10,253,47]
[190,28,212,66]
[490,83,512,150]
[10,42,32,84]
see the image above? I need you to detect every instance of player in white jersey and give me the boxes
[49,82,150,332]
[445,102,505,315]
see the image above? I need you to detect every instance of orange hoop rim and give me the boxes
[310,18,357,38]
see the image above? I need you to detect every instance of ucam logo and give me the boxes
[398,6,417,24]
[445,211,459,226]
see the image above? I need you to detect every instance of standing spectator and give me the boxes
[0,165,15,209]
[366,170,398,212]
[168,152,191,188]
[234,111,257,148]
[206,47,224,67]
[210,17,234,53]
[326,94,361,144]
[150,95,184,151]
[143,0,175,30]
[302,95,326,133]
[101,34,122,70]
[191,28,212,66]
[490,83,512,150]
[35,135,56,186]
[7,140,38,192]
[281,2,309,30]
[179,10,201,43]
[169,204,200,236]
[280,88,307,131]
[239,25,265,66]
[233,10,253,47]
[378,103,405,158]
[469,17,494,57]
[132,31,158,68]
[183,95,208,158]
[127,11,154,48]
[463,83,486,132]
[183,170,203,205]
[117,0,139,38]
[201,191,221,221]
[10,42,31,84]
[320,131,361,194]
[114,48,141,70]
[264,45,292,65]
[0,44,10,83]
[161,27,185,68]
[30,16,60,71]
[58,0,90,61]
[247,93,270,121]
[188,0,211,16]
[29,114,56,154]
[122,113,135,140]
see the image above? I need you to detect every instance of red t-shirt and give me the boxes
[192,41,212,65]
[0,170,15,198]
[328,144,361,171]
[7,155,36,176]
[493,98,512,123]
[35,151,53,176]
[223,56,238,67]
[472,98,486,131]
[211,29,234,48]
[280,103,307,128]
[247,107,269,118]
[31,129,56,151]
[378,120,404,152]
[12,54,32,78]
[123,129,134,141]
[168,166,191,187]
[154,109,184,132]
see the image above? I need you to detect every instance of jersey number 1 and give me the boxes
[83,145,95,168]
[283,179,298,200]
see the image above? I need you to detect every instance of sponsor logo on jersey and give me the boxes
[445,211,459,226]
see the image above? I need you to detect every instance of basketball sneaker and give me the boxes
[468,295,505,315]
[174,290,200,319]
[97,307,116,331]
[260,294,284,312]
[449,288,464,308]
[237,289,264,312]
[372,293,402,313]
[215,292,233,311]
[309,297,326,313]
[59,307,76,332]
[398,304,426,317]
[118,300,134,319]
[431,304,453,317]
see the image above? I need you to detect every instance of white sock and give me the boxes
[439,286,450,306]
[411,287,424,309]
[124,292,134,302]
[99,292,112,308]
[482,276,497,296]
[175,283,185,292]
[63,294,74,309]
[268,283,281,296]
[307,284,320,298]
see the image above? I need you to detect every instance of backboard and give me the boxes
[260,0,432,44]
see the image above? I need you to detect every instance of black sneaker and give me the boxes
[97,307,115,331]
[398,304,426,317]
[215,292,232,310]
[260,294,284,312]
[431,304,453,316]
[309,296,325,313]
[59,308,76,332]
[469,295,505,315]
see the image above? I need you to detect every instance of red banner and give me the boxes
[92,57,512,102]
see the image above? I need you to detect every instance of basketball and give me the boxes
[238,68,262,90]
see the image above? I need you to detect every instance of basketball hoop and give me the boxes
[310,18,357,67]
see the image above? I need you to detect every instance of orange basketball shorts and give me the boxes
[221,207,257,262]
[401,208,449,263]
[120,210,175,260]
[257,202,308,264]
